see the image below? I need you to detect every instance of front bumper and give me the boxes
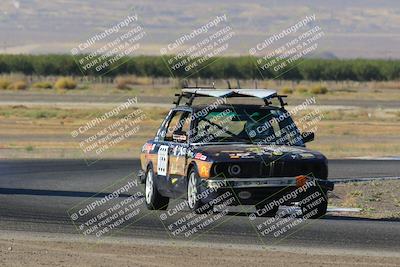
[205,176,334,191]
[202,176,333,206]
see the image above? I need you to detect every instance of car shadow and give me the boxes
[0,187,138,198]
[223,211,400,222]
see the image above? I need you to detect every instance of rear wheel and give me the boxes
[187,167,213,214]
[145,167,169,210]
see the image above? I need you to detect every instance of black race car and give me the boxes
[139,88,334,218]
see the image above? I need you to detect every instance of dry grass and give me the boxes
[309,85,328,94]
[295,86,308,94]
[32,81,53,89]
[0,74,398,97]
[281,87,293,94]
[306,116,400,158]
[54,77,77,89]
[0,105,167,121]
[0,74,28,90]
[0,106,166,159]
[281,85,328,95]
[0,105,399,159]
[0,88,400,158]
[115,75,152,89]
[330,180,400,219]
[7,81,27,90]
[0,75,399,104]
[0,78,11,89]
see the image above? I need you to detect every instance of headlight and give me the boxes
[228,164,241,176]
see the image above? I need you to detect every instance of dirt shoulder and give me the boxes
[329,180,400,219]
[0,231,399,267]
[0,104,400,159]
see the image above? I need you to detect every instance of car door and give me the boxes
[155,109,191,197]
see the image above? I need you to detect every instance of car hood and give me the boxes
[192,143,326,162]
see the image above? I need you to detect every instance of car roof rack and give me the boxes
[173,88,288,107]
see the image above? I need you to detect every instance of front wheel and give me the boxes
[187,168,213,214]
[145,167,169,210]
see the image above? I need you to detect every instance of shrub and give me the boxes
[115,75,152,89]
[55,77,77,89]
[296,86,308,93]
[131,76,152,85]
[0,55,399,81]
[33,110,58,119]
[115,76,133,89]
[281,87,293,94]
[25,145,34,152]
[309,85,328,95]
[8,81,27,90]
[32,81,53,89]
[0,78,11,89]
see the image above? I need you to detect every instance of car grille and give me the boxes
[212,162,261,178]
[211,160,327,179]
[270,160,328,179]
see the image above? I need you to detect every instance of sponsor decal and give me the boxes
[195,153,207,161]
[143,143,155,153]
[187,150,195,158]
[172,146,187,157]
[299,153,315,159]
[173,134,187,141]
[246,147,263,153]
[272,151,284,156]
[246,147,272,156]
[278,147,305,153]
[157,145,169,176]
[228,152,254,159]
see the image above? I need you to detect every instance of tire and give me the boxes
[145,166,169,210]
[300,187,328,219]
[187,167,213,214]
[255,201,279,217]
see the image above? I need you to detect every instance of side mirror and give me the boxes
[302,132,314,143]
[172,131,187,143]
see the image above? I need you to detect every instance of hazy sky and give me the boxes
[0,0,399,58]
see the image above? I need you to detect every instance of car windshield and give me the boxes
[192,107,304,146]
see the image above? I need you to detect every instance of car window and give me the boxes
[165,111,191,142]
[155,110,172,141]
[192,107,303,146]
[194,110,237,142]
[181,113,191,133]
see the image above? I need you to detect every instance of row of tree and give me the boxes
[0,54,398,81]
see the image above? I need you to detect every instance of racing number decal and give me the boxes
[157,145,169,176]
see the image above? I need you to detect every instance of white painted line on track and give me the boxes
[327,207,361,213]
[346,156,400,160]
[331,176,400,184]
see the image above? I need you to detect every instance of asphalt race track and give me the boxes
[0,159,399,252]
